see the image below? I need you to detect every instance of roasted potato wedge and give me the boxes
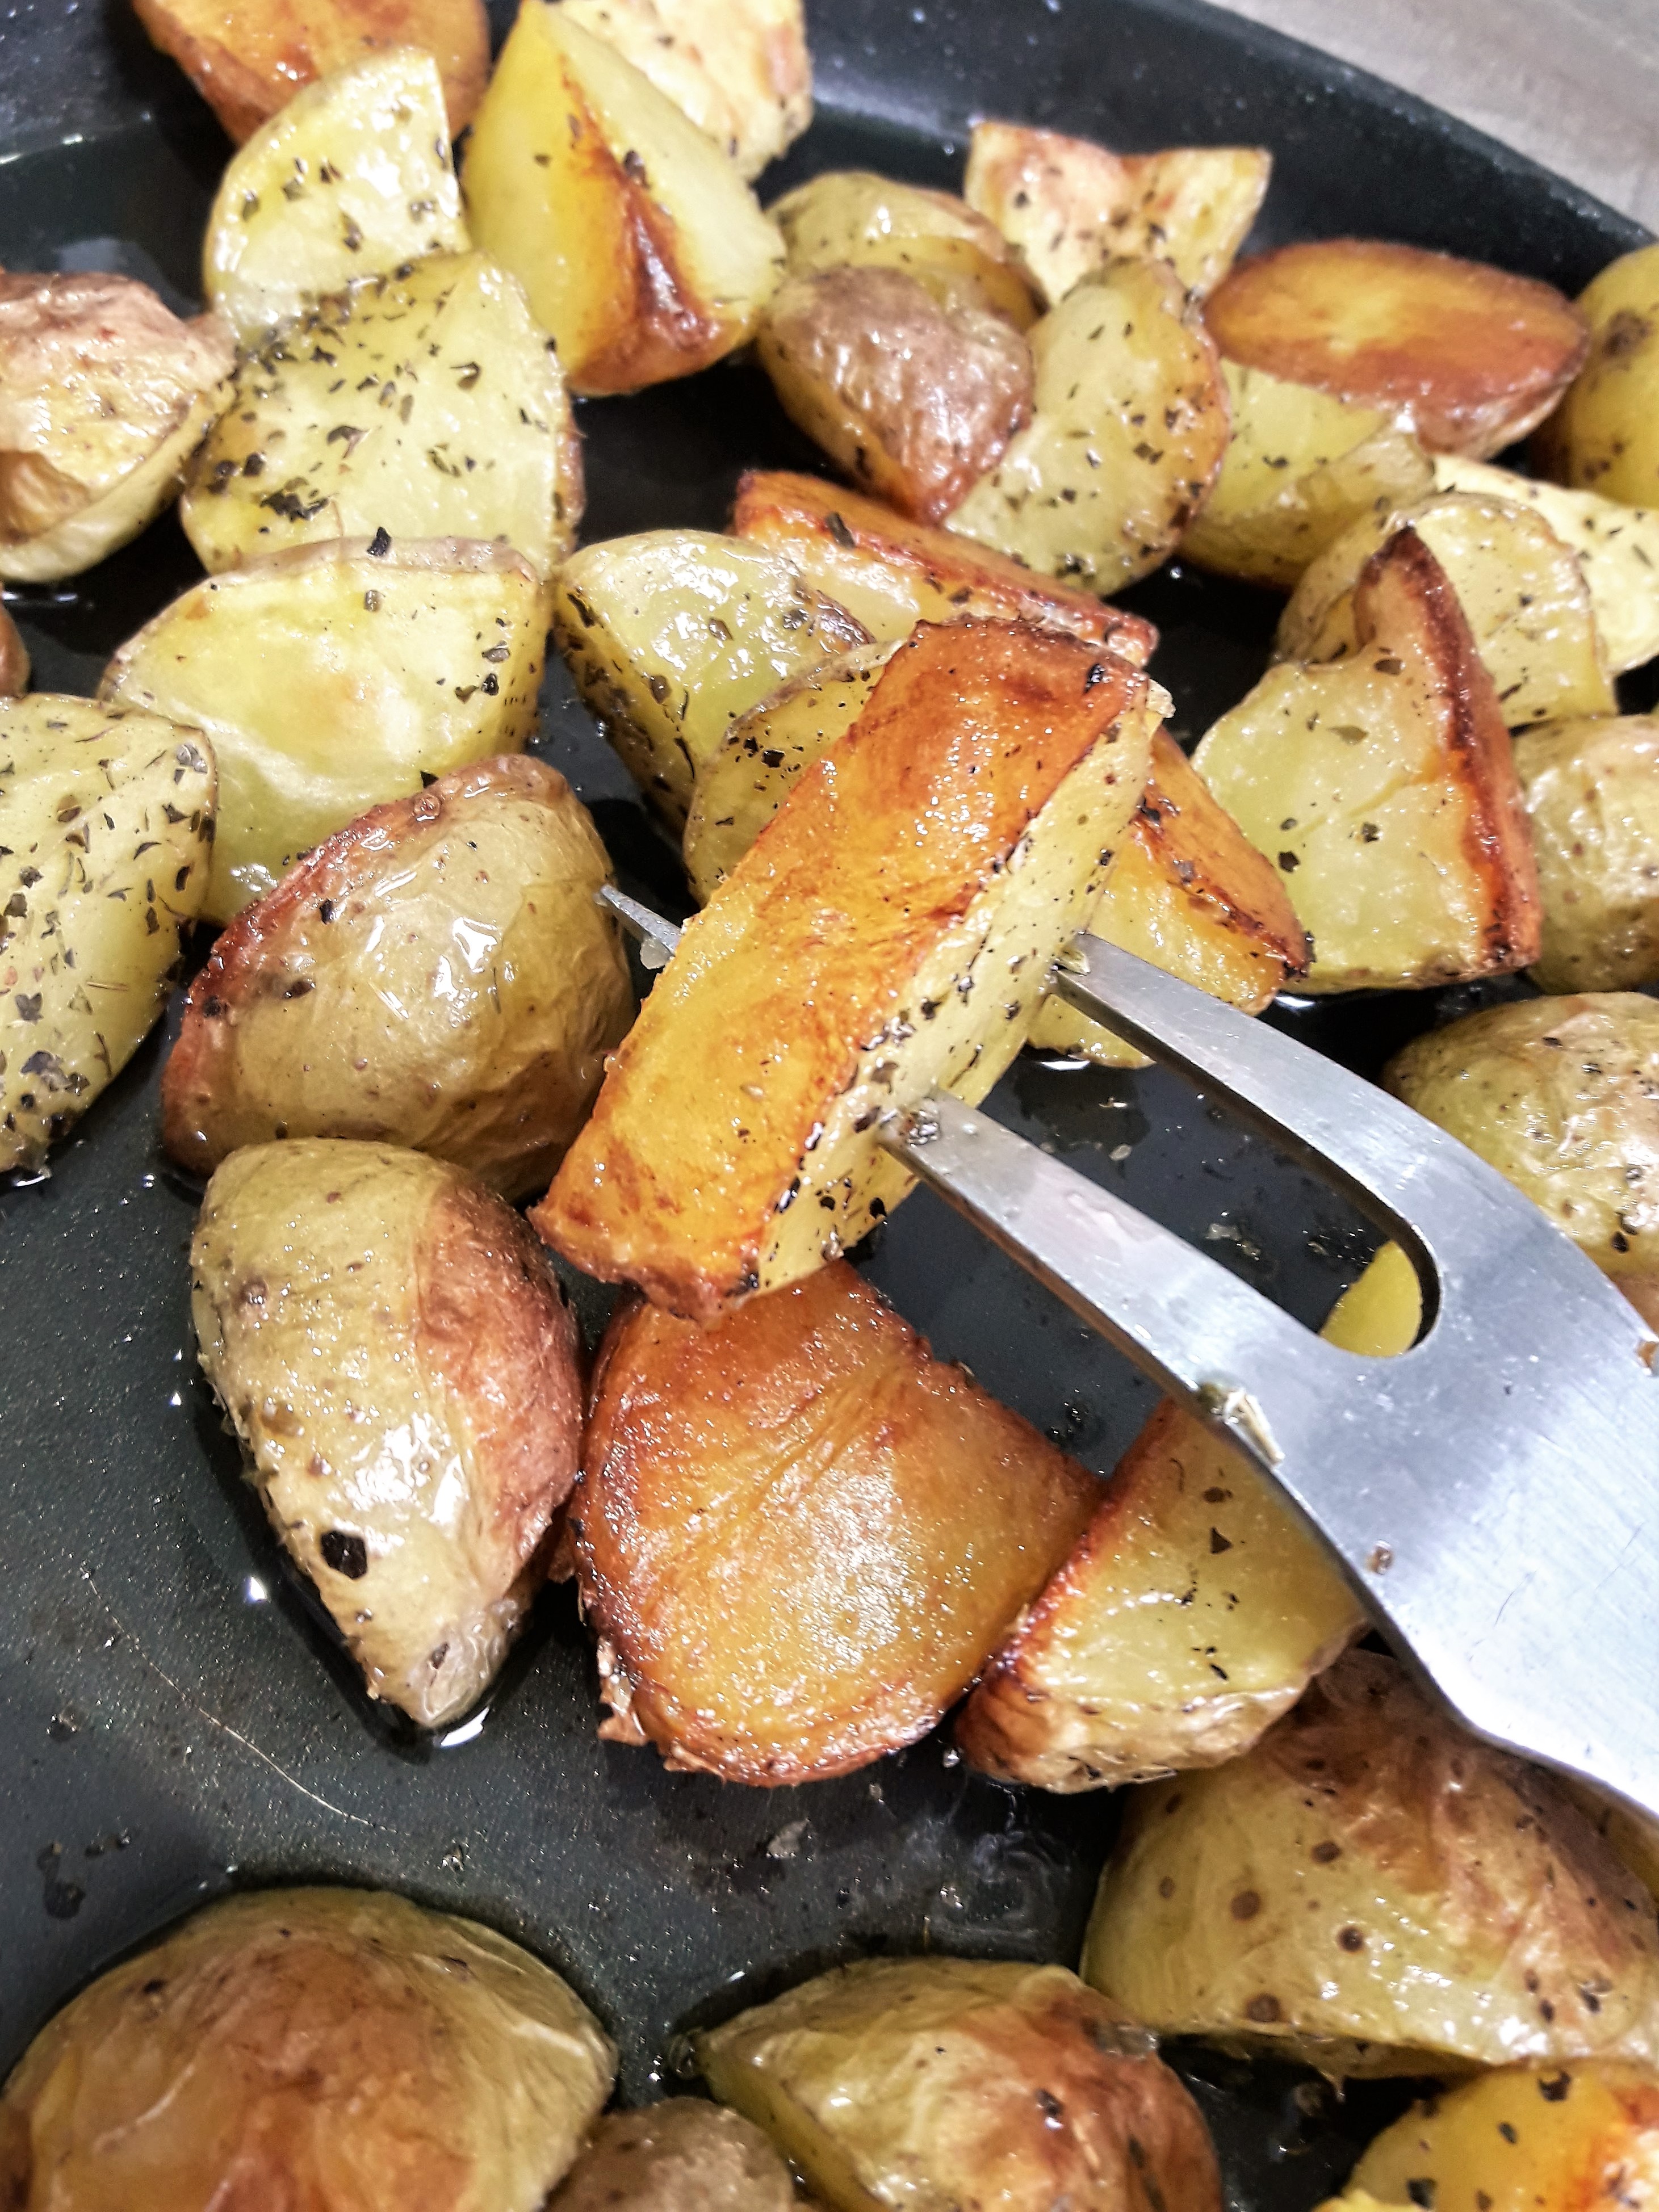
[1536,242,1659,507]
[203,49,469,347]
[698,1957,1221,2212]
[965,121,1271,303]
[0,272,233,583]
[956,1242,1417,1790]
[1276,489,1616,729]
[0,1887,613,2210]
[551,530,868,830]
[1,698,215,1174]
[192,1139,583,1726]
[162,757,632,1196]
[1515,716,1659,992]
[1193,527,1541,992]
[1206,240,1589,458]
[1385,993,1659,1324]
[768,169,1037,329]
[551,2101,797,2211]
[463,3,784,396]
[947,258,1229,593]
[183,251,580,579]
[757,266,1036,523]
[730,468,1157,657]
[0,607,27,696]
[535,621,1161,1317]
[1081,1648,1659,2076]
[1181,359,1435,591]
[101,536,545,921]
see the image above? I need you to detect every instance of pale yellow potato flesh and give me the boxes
[0,698,215,1174]
[183,251,580,579]
[550,2102,798,2212]
[1082,1648,1659,2076]
[0,1887,614,2211]
[1536,241,1659,507]
[1514,715,1659,992]
[203,48,469,347]
[100,536,546,920]
[768,169,1038,328]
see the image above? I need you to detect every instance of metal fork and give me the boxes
[601,887,1659,1819]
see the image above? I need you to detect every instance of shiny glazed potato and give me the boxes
[956,1241,1417,1791]
[1082,1648,1659,2076]
[1194,528,1541,992]
[551,2102,797,2211]
[1276,490,1616,729]
[1,699,215,1174]
[161,757,632,1196]
[1515,716,1659,992]
[578,1262,1098,1782]
[698,1957,1222,2212]
[948,258,1230,594]
[730,468,1157,657]
[535,622,1160,1317]
[1206,240,1589,457]
[462,3,784,396]
[0,272,233,583]
[203,49,469,347]
[757,266,1035,523]
[1536,242,1659,507]
[1182,359,1434,591]
[965,121,1271,303]
[101,536,545,920]
[192,1140,583,1725]
[0,1887,614,2211]
[183,252,580,580]
[551,530,869,830]
[0,606,29,696]
[1385,994,1659,1324]
[768,170,1037,329]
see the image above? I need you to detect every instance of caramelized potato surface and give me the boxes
[559,0,809,181]
[0,606,28,696]
[1082,1649,1659,2075]
[1536,242,1659,507]
[1207,240,1589,457]
[1514,716,1659,992]
[769,170,1036,329]
[534,621,1159,1317]
[550,2102,798,2211]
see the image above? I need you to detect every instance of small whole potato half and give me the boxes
[162,756,632,1197]
[1385,992,1659,1324]
[1514,716,1659,993]
[551,2101,797,2211]
[191,1140,584,1726]
[0,1887,614,2211]
[577,1263,1099,1782]
[1536,242,1659,507]
[1205,240,1589,457]
[1081,1648,1659,2076]
[697,1955,1221,2212]
[767,169,1037,329]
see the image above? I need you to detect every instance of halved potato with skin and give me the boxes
[577,1261,1099,1782]
[1193,527,1541,992]
[768,170,1037,329]
[534,620,1161,1319]
[1514,716,1659,992]
[1535,242,1659,507]
[1206,240,1589,458]
[550,2101,798,2212]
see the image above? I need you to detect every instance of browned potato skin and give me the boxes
[1206,240,1589,457]
[0,606,28,696]
[551,2102,797,2211]
[577,1263,1099,1784]
[132,0,490,140]
[731,468,1157,660]
[757,266,1035,524]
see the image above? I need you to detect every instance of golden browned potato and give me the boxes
[1536,242,1659,507]
[462,3,784,396]
[1207,240,1589,458]
[956,1242,1418,1790]
[0,606,29,696]
[1,698,215,1174]
[757,266,1035,523]
[101,536,546,921]
[161,756,632,1197]
[1385,993,1659,1325]
[135,0,488,144]
[560,0,808,181]
[0,1887,614,2210]
[1565,1783,1659,1903]
[1081,1648,1659,2076]
[730,468,1158,657]
[698,1957,1221,2212]
[947,258,1230,593]
[551,2102,797,2212]
[0,271,232,583]
[767,170,1037,329]
[1193,527,1541,992]
[534,621,1161,1318]
[183,251,581,580]
[1514,716,1659,992]
[192,1139,583,1725]
[965,121,1271,303]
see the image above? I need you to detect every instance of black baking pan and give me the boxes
[1,0,1652,2199]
